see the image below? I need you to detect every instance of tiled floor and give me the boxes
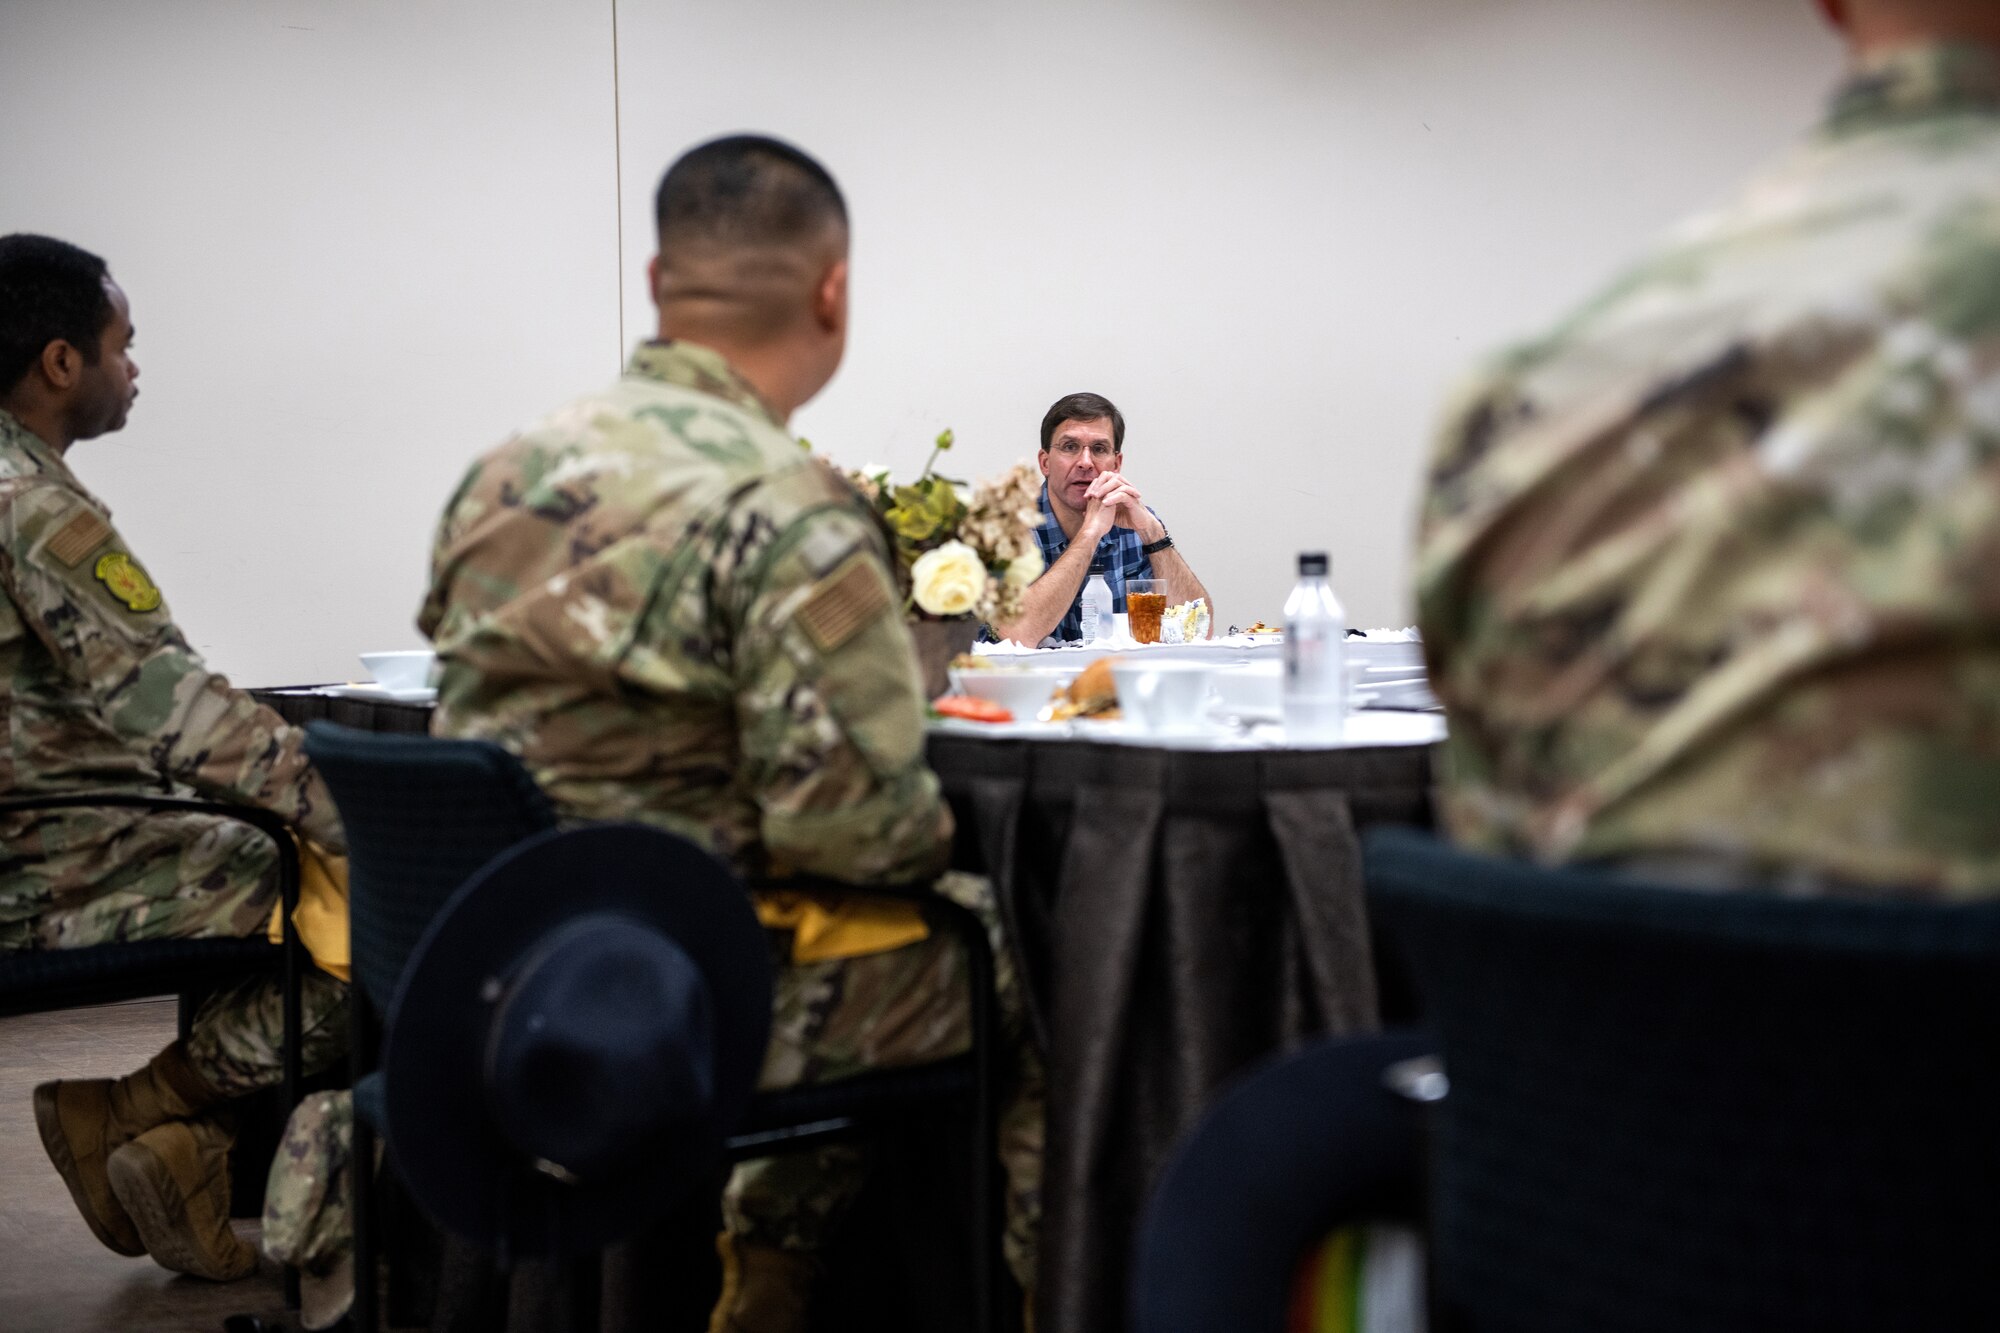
[0,999,301,1333]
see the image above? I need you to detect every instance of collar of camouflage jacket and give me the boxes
[625,340,785,429]
[1826,41,2000,135]
[0,407,93,497]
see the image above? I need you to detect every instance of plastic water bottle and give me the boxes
[1080,569,1114,643]
[1283,552,1347,742]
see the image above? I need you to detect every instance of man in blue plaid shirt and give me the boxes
[992,392,1211,644]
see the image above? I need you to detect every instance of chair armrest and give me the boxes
[750,873,931,905]
[0,793,303,918]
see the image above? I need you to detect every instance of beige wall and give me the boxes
[2,0,1842,683]
[0,0,620,685]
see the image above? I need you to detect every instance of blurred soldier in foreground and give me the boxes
[0,234,348,1282]
[267,137,1042,1332]
[1419,0,2000,894]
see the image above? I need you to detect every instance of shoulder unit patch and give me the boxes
[93,551,162,613]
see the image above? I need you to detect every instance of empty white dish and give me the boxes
[1109,660,1216,735]
[946,665,1078,717]
[359,650,436,691]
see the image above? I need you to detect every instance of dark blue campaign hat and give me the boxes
[383,823,773,1257]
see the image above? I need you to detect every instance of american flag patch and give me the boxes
[45,510,111,568]
[797,556,890,652]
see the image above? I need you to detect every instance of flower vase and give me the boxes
[910,617,979,701]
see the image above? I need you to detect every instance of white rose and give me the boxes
[911,541,986,617]
[1004,549,1044,588]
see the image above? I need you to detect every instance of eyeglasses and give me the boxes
[1052,441,1116,461]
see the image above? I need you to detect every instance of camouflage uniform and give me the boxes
[263,1090,354,1276]
[266,341,1042,1288]
[0,407,348,1092]
[1418,43,2000,897]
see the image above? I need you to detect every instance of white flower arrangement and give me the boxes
[832,430,1044,625]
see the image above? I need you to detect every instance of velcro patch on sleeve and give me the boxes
[45,509,112,568]
[797,554,891,653]
[796,523,859,578]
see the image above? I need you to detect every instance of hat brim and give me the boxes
[382,823,773,1255]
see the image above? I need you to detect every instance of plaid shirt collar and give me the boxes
[1033,483,1155,642]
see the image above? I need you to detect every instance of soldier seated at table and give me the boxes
[0,234,349,1284]
[989,391,1214,644]
[1416,0,2000,896]
[262,137,1045,1333]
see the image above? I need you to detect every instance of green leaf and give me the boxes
[884,478,966,544]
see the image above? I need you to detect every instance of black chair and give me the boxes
[1362,824,2000,1332]
[0,794,304,1053]
[1129,1031,1436,1333]
[0,794,308,1304]
[304,722,1009,1333]
[723,874,1006,1333]
[303,722,558,1333]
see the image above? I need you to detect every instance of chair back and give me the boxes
[1363,825,2000,1332]
[305,722,557,1015]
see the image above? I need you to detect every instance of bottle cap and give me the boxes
[1297,552,1329,576]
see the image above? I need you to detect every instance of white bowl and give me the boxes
[359,650,436,691]
[1211,662,1283,717]
[1109,660,1216,734]
[946,666,1077,717]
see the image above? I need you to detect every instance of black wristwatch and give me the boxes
[1141,528,1174,556]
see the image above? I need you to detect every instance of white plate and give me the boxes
[1346,638,1425,670]
[1355,677,1441,712]
[926,716,1077,740]
[318,683,438,704]
[928,709,1445,750]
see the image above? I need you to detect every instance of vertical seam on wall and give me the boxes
[611,0,626,362]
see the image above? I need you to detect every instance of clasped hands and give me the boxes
[1080,471,1163,543]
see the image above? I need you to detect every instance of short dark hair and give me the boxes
[0,234,113,395]
[654,135,847,251]
[1040,392,1125,453]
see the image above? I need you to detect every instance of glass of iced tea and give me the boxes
[1126,579,1167,644]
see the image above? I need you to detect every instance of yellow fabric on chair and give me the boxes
[264,844,929,973]
[751,890,928,963]
[266,838,351,983]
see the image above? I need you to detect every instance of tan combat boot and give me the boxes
[33,1040,221,1256]
[707,1232,816,1333]
[106,1112,258,1281]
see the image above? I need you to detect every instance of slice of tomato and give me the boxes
[932,695,1014,723]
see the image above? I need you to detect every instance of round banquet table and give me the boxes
[254,688,1436,1333]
